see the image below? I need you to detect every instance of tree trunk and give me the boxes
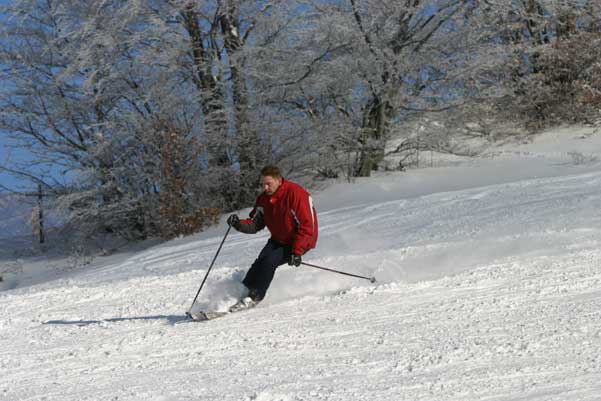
[356,96,388,177]
[219,0,262,207]
[37,184,45,244]
[181,5,227,162]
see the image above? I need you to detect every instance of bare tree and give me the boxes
[3,0,595,243]
[247,0,506,177]
[1,0,289,239]
[489,0,601,128]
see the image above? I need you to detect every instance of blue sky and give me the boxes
[0,142,17,191]
[0,140,36,192]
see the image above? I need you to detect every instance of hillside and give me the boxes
[1,126,601,401]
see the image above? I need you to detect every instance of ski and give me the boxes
[184,297,259,322]
[185,310,228,322]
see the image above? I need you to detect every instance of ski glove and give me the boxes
[289,254,302,267]
[227,214,240,228]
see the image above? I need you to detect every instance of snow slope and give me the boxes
[1,126,601,401]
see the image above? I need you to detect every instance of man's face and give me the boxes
[261,175,282,195]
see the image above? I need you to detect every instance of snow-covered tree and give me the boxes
[247,0,512,177]
[0,0,277,239]
[3,0,597,241]
[484,0,601,128]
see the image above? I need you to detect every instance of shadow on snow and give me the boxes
[42,314,190,326]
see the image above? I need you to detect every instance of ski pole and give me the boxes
[301,261,376,283]
[186,225,232,316]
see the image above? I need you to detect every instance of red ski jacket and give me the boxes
[238,179,318,255]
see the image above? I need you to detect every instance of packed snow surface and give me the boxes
[1,126,601,400]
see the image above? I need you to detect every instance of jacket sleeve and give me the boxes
[237,205,265,234]
[290,190,316,255]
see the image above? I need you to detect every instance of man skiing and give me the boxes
[226,165,318,311]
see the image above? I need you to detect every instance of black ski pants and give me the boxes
[243,239,292,301]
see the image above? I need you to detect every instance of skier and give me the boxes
[226,165,318,312]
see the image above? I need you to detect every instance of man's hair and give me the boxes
[261,165,282,178]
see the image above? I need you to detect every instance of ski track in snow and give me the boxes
[2,250,601,401]
[2,149,601,399]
